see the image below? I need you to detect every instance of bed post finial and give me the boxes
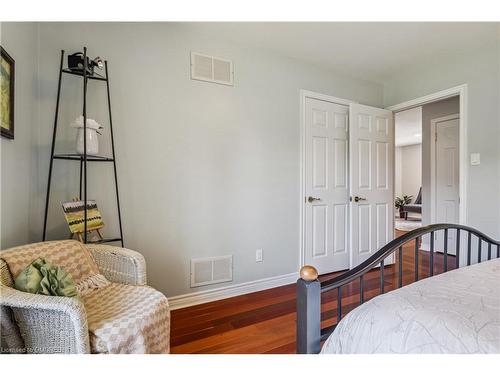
[297,265,321,354]
[300,265,318,281]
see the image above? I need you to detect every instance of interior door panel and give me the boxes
[349,103,394,267]
[304,98,350,274]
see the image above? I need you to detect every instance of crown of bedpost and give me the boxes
[299,265,318,281]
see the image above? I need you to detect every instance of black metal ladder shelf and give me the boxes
[42,47,124,246]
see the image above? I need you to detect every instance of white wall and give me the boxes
[397,143,421,200]
[32,23,384,297]
[395,146,402,199]
[498,25,500,232]
[384,39,500,238]
[3,22,498,301]
[0,23,38,249]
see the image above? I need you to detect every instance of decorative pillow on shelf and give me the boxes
[14,257,78,297]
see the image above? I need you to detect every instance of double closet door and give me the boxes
[304,96,394,274]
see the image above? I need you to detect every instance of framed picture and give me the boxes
[62,199,105,243]
[62,200,105,234]
[1,46,15,139]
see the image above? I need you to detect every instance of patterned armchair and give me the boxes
[0,240,170,354]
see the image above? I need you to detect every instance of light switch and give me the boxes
[470,153,480,166]
[256,249,263,262]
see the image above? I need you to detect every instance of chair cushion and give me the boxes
[82,282,170,353]
[1,240,109,296]
[404,204,422,213]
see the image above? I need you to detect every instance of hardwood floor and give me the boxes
[170,230,456,354]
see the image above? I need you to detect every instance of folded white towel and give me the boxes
[71,115,103,130]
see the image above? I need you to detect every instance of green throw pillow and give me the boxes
[14,257,78,297]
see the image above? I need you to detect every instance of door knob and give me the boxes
[352,196,367,202]
[307,196,321,203]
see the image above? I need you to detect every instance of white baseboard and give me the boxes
[168,272,299,310]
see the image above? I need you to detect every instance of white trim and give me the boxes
[298,90,355,270]
[300,89,354,106]
[386,85,466,112]
[168,272,299,310]
[430,114,460,224]
[386,84,468,226]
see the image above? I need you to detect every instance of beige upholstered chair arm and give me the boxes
[87,244,147,286]
[0,284,90,353]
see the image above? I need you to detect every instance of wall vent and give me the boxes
[191,52,234,86]
[190,255,233,287]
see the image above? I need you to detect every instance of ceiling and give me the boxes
[185,22,498,83]
[395,107,422,147]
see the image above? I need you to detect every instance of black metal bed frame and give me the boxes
[42,47,124,246]
[296,223,500,354]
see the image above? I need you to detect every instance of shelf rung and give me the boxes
[54,154,114,162]
[62,68,107,81]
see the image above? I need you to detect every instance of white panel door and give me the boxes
[349,103,394,267]
[434,116,459,254]
[304,98,350,274]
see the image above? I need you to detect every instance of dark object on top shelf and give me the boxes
[67,52,104,76]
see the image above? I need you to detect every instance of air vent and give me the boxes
[191,52,234,86]
[190,255,233,287]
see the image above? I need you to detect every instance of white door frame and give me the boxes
[430,113,460,224]
[299,90,355,268]
[386,84,468,225]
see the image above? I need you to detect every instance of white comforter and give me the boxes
[322,258,500,354]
